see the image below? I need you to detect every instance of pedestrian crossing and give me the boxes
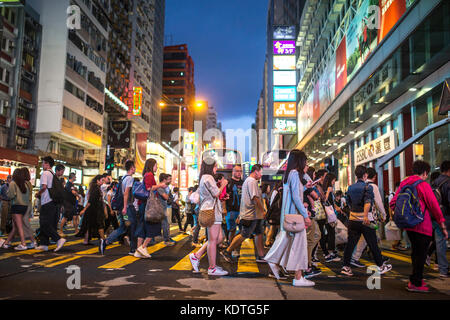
[1,229,447,281]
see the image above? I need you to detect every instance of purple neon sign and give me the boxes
[273,40,295,55]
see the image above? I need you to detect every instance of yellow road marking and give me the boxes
[317,262,336,276]
[98,234,188,269]
[170,247,207,271]
[34,244,121,267]
[359,258,403,277]
[236,238,259,273]
[0,239,84,261]
[381,251,411,263]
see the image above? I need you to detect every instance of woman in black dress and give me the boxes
[77,175,107,253]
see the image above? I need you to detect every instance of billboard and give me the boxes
[354,131,396,165]
[273,55,296,70]
[183,132,197,164]
[274,102,296,118]
[273,26,296,39]
[378,0,407,43]
[274,87,296,101]
[135,133,148,174]
[273,40,295,55]
[108,121,131,149]
[273,118,297,134]
[273,71,296,86]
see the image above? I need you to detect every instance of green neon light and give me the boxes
[105,88,129,111]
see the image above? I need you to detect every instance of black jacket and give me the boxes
[432,174,450,216]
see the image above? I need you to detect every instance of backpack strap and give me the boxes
[411,179,425,188]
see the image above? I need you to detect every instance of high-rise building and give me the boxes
[206,105,217,130]
[294,0,450,195]
[29,0,108,180]
[161,44,195,145]
[0,1,42,171]
[150,0,165,143]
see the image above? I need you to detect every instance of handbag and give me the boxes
[283,214,305,233]
[324,202,337,224]
[314,200,326,220]
[144,191,165,223]
[132,181,149,201]
[198,176,219,228]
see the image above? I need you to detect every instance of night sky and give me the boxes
[165,0,268,158]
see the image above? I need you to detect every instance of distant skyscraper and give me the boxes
[206,105,217,130]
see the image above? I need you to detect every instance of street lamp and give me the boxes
[160,99,204,189]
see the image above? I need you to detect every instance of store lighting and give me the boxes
[349,131,355,134]
[409,87,418,92]
[373,114,380,118]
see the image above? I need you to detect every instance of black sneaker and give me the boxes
[304,266,322,279]
[220,250,234,263]
[325,253,341,262]
[350,259,366,268]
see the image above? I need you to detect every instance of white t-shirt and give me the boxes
[122,175,134,205]
[40,170,54,206]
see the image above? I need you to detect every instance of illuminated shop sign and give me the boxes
[133,87,142,116]
[274,87,296,101]
[354,131,396,166]
[274,102,296,118]
[273,71,296,86]
[273,118,297,135]
[273,40,295,55]
[273,55,296,70]
[273,26,296,40]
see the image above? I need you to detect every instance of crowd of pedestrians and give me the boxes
[0,153,449,293]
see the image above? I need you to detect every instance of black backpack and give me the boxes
[266,188,283,225]
[433,176,450,215]
[48,172,64,205]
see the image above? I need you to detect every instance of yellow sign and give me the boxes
[274,102,296,118]
[133,87,142,116]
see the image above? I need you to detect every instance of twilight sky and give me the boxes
[165,0,268,159]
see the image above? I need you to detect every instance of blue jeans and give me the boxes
[107,205,137,252]
[435,227,449,275]
[161,209,170,241]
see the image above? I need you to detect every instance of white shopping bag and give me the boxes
[385,220,401,241]
[335,219,348,245]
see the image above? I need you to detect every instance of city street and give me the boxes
[1,220,449,300]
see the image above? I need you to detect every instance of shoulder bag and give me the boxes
[198,176,218,228]
[283,173,305,233]
[144,191,165,223]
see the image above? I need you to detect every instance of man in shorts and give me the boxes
[221,164,266,263]
[225,165,244,255]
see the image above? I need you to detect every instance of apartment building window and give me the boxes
[164,63,186,69]
[63,106,84,127]
[86,95,104,114]
[65,80,85,101]
[85,118,102,136]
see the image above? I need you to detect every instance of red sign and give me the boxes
[313,82,321,123]
[16,118,30,129]
[378,0,407,43]
[0,166,11,180]
[335,37,347,97]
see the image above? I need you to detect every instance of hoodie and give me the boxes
[390,175,445,237]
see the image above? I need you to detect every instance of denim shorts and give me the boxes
[226,211,240,231]
[240,219,263,239]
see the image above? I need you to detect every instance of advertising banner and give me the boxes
[183,132,197,164]
[274,102,296,118]
[354,130,396,165]
[335,37,347,97]
[273,71,296,86]
[133,87,142,116]
[273,118,297,135]
[273,26,296,39]
[274,87,296,101]
[0,166,11,180]
[135,133,148,174]
[313,81,321,123]
[273,55,296,70]
[273,40,295,55]
[378,0,407,43]
[108,121,131,149]
[319,54,336,115]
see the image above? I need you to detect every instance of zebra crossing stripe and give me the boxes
[170,248,207,271]
[236,238,259,273]
[98,233,189,269]
[0,239,84,261]
[33,244,121,268]
[358,258,403,278]
[381,251,411,263]
[317,262,336,276]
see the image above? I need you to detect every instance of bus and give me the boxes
[261,149,290,185]
[201,148,243,179]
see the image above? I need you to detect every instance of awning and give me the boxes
[0,147,39,166]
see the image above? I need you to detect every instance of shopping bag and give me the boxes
[385,220,401,241]
[335,219,348,245]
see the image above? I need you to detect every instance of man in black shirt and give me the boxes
[59,173,79,236]
[225,165,244,246]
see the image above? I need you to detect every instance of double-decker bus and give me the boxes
[201,148,243,179]
[261,149,290,185]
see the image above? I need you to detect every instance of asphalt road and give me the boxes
[0,220,449,300]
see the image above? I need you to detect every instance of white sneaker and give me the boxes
[378,264,392,275]
[14,244,28,251]
[54,238,66,252]
[36,245,49,251]
[208,266,228,276]
[134,251,146,258]
[293,277,315,287]
[189,253,200,273]
[137,246,151,258]
[268,262,281,280]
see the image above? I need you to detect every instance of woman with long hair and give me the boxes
[21,168,37,248]
[316,172,340,263]
[0,168,32,250]
[189,158,228,276]
[77,175,108,253]
[134,158,167,257]
[264,149,315,287]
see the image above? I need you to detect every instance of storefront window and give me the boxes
[434,124,450,169]
[413,96,429,134]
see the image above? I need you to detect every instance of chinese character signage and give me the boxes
[354,131,396,166]
[273,26,296,40]
[183,132,197,164]
[273,55,296,70]
[274,87,296,101]
[274,102,296,118]
[273,40,295,55]
[133,87,142,116]
[273,118,297,135]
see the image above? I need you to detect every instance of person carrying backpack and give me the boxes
[390,160,448,292]
[430,160,450,278]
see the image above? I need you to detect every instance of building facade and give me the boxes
[294,0,450,194]
[161,44,195,145]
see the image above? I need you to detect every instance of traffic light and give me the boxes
[105,146,115,172]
